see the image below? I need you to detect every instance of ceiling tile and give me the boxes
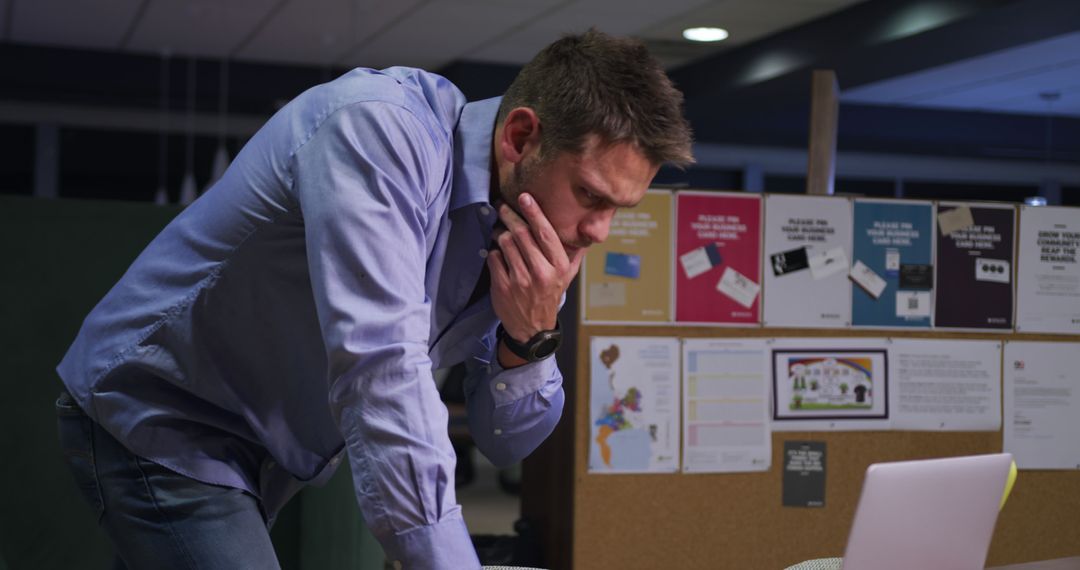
[911,64,1080,107]
[642,0,865,44]
[843,31,1080,117]
[237,0,426,67]
[468,0,712,64]
[977,83,1080,116]
[340,0,566,70]
[124,0,280,59]
[10,0,141,50]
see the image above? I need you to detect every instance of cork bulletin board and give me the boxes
[571,326,1080,569]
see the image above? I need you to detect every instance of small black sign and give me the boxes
[771,247,810,276]
[783,441,826,508]
[899,263,934,290]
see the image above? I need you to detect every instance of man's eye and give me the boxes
[581,188,599,203]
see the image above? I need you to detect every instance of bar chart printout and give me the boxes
[682,339,771,473]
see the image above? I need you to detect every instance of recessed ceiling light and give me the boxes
[683,27,729,42]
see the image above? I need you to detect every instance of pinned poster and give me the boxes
[851,199,934,328]
[589,337,680,473]
[934,202,1016,330]
[1003,341,1080,469]
[889,339,1001,431]
[682,339,770,473]
[582,190,673,323]
[783,441,826,508]
[763,195,853,328]
[1015,205,1080,334]
[770,337,891,431]
[675,191,762,324]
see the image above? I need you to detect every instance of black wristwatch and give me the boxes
[496,320,562,362]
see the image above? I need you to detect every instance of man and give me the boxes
[55,30,693,569]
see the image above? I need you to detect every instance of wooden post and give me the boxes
[806,69,839,195]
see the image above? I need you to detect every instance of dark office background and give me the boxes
[2,0,1078,569]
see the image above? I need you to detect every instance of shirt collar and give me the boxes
[451,97,501,212]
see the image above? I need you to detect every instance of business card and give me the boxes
[938,206,975,237]
[679,243,723,279]
[604,252,641,279]
[885,248,901,276]
[588,282,627,307]
[808,247,849,280]
[770,247,809,277]
[974,258,1010,284]
[717,266,760,309]
[899,264,933,290]
[849,260,887,299]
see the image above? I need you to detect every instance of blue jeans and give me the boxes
[55,390,283,570]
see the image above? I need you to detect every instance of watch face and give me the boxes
[531,336,561,360]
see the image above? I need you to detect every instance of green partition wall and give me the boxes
[0,196,382,569]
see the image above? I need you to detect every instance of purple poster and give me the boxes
[934,203,1016,329]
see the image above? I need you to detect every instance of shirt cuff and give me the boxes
[487,353,559,405]
[383,515,480,570]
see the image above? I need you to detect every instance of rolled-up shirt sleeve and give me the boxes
[294,100,479,569]
[463,339,565,468]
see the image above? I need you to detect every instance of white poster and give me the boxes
[1015,206,1080,334]
[889,339,1001,431]
[770,338,891,431]
[763,195,853,328]
[588,337,680,473]
[1003,341,1080,470]
[681,339,770,473]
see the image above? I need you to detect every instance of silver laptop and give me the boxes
[841,453,1013,570]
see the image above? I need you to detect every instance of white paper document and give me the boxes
[1003,341,1080,470]
[588,337,680,473]
[770,337,891,431]
[682,339,771,473]
[1015,206,1080,334]
[889,339,1001,431]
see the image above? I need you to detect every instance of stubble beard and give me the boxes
[499,153,590,254]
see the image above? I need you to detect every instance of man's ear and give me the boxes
[497,107,541,165]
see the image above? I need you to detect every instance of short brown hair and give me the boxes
[498,29,694,168]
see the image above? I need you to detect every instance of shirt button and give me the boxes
[479,206,491,217]
[265,460,276,470]
[493,428,503,436]
[392,561,403,570]
[478,248,489,259]
[495,382,507,391]
[330,456,341,466]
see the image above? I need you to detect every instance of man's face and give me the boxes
[499,134,658,258]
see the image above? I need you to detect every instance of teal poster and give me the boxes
[851,199,934,327]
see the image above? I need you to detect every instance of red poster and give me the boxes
[675,191,762,324]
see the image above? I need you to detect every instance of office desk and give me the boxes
[989,557,1080,570]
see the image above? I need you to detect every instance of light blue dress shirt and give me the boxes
[57,67,565,569]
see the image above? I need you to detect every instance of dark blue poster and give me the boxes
[934,203,1016,329]
[851,199,934,327]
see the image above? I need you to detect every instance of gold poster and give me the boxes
[582,189,673,323]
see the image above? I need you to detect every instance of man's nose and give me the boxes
[580,208,615,245]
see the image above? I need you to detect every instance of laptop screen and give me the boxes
[841,453,1013,570]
